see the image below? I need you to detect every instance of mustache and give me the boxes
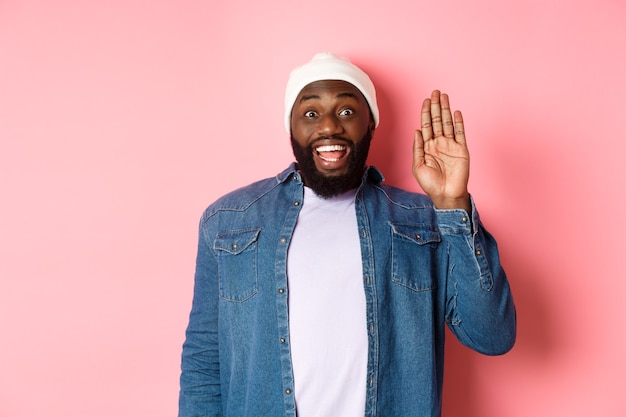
[315,134,349,140]
[310,135,352,146]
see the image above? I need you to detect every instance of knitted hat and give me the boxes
[284,52,379,133]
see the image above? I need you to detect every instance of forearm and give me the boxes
[179,314,222,417]
[436,199,516,355]
[430,193,471,214]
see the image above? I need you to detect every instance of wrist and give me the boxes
[432,194,471,212]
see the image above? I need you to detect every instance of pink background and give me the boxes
[1,0,625,416]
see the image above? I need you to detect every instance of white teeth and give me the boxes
[316,144,346,152]
[315,144,346,162]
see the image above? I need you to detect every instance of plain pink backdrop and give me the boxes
[1,0,625,416]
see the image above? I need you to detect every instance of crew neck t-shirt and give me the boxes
[287,186,368,417]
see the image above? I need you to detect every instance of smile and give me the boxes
[315,144,347,162]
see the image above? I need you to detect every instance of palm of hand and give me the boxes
[413,90,471,210]
[414,135,469,200]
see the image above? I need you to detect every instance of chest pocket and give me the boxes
[390,223,440,292]
[214,228,261,302]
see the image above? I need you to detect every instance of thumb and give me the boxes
[413,129,425,168]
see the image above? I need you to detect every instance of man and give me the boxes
[179,52,516,417]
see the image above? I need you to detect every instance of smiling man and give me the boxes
[290,79,374,198]
[179,53,516,417]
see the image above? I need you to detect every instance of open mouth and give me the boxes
[315,144,347,162]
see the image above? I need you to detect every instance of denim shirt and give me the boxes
[179,164,516,417]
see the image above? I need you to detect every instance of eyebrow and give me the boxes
[298,92,360,103]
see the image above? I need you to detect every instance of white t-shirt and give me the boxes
[287,187,368,417]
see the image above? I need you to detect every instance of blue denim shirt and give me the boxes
[179,164,516,417]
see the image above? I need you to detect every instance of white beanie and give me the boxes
[284,52,379,133]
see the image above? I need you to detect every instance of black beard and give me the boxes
[290,129,373,199]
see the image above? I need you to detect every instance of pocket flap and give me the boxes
[214,228,261,255]
[389,223,440,245]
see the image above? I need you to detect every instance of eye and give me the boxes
[304,110,317,118]
[339,108,354,116]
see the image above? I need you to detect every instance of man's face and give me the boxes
[290,80,375,198]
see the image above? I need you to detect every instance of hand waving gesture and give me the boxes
[413,90,471,212]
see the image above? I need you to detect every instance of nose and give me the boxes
[316,113,343,137]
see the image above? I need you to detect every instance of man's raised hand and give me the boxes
[413,90,471,212]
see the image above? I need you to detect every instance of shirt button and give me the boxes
[415,233,421,240]
[280,238,287,244]
[285,389,292,395]
[278,288,285,294]
[294,201,300,206]
[232,243,238,250]
[280,338,286,343]
[462,216,468,222]
[476,249,482,256]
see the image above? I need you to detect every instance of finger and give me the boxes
[420,97,433,142]
[430,90,443,137]
[440,93,454,138]
[453,110,467,145]
[413,129,425,163]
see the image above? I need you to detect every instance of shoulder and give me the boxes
[201,164,297,221]
[363,166,433,209]
[368,183,434,210]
